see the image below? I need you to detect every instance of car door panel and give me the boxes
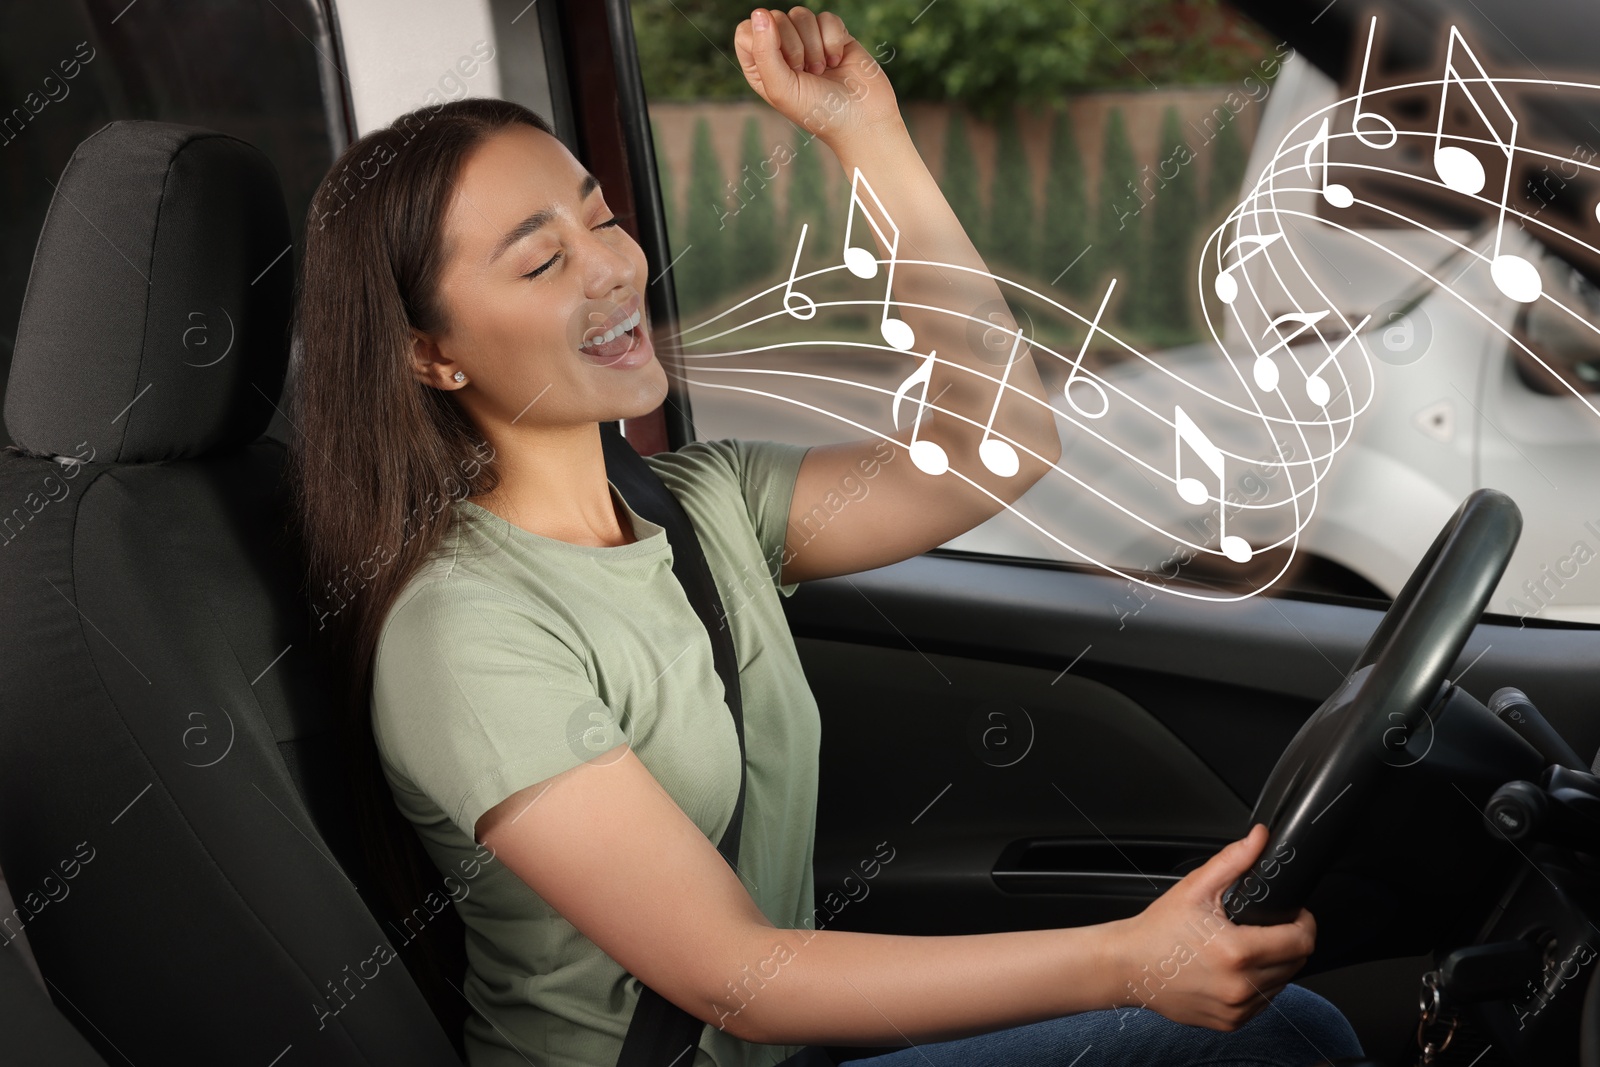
[796,636,1246,935]
[791,553,1600,939]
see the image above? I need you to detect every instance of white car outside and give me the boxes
[945,54,1600,625]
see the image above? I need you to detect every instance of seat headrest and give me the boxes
[5,120,294,462]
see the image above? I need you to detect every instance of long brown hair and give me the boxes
[285,97,556,1048]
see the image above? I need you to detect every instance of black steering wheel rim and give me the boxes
[1223,488,1523,926]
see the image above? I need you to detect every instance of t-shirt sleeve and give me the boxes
[371,578,624,842]
[675,438,811,598]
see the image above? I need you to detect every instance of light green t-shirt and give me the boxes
[371,438,821,1067]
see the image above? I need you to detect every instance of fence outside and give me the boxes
[650,88,1264,347]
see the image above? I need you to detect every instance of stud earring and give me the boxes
[452,371,467,384]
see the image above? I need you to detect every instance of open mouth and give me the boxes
[578,306,644,363]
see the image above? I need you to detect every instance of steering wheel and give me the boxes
[1222,488,1523,926]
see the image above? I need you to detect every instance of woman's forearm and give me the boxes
[826,118,1063,479]
[714,919,1130,1047]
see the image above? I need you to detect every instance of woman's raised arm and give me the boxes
[732,8,1065,585]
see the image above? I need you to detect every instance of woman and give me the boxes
[288,6,1364,1066]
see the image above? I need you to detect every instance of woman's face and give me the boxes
[411,123,667,429]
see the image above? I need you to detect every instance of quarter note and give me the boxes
[1304,314,1372,407]
[1351,16,1398,150]
[842,167,917,350]
[1431,26,1541,302]
[978,329,1024,478]
[1214,232,1283,304]
[1173,405,1254,564]
[782,223,816,320]
[1063,279,1114,420]
[1305,117,1354,209]
[891,349,949,476]
[1253,310,1331,393]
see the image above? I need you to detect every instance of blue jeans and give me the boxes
[832,983,1362,1067]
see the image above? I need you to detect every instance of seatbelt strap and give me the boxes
[601,423,748,1067]
[601,425,834,1067]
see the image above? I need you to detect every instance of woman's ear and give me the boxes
[409,328,461,389]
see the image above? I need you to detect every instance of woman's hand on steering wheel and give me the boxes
[1108,824,1317,1031]
[733,7,902,150]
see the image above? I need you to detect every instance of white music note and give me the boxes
[1063,279,1114,419]
[1306,117,1354,209]
[1304,314,1372,407]
[1351,16,1398,150]
[1253,310,1331,393]
[842,168,916,350]
[978,330,1024,477]
[782,223,816,320]
[1174,405,1254,564]
[1214,233,1283,304]
[1432,26,1541,302]
[891,349,949,475]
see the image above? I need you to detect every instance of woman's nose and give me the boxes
[582,227,637,295]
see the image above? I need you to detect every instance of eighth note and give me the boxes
[1304,314,1372,407]
[1174,405,1254,564]
[1214,232,1283,304]
[1431,26,1542,302]
[891,349,949,476]
[1306,117,1354,209]
[842,168,917,350]
[1432,25,1508,196]
[1254,310,1332,393]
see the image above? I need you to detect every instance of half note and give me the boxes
[782,223,817,320]
[1214,232,1283,304]
[1063,279,1114,420]
[891,349,950,476]
[842,167,917,350]
[1351,16,1398,150]
[1174,405,1254,564]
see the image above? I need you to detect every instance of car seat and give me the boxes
[0,120,466,1065]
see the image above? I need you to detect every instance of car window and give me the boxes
[329,0,566,142]
[0,0,339,451]
[634,2,1600,625]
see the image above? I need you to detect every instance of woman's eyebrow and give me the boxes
[486,172,603,265]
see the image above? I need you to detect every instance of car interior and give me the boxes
[5,2,1600,1067]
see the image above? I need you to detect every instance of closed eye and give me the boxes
[520,217,621,280]
[522,253,559,280]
